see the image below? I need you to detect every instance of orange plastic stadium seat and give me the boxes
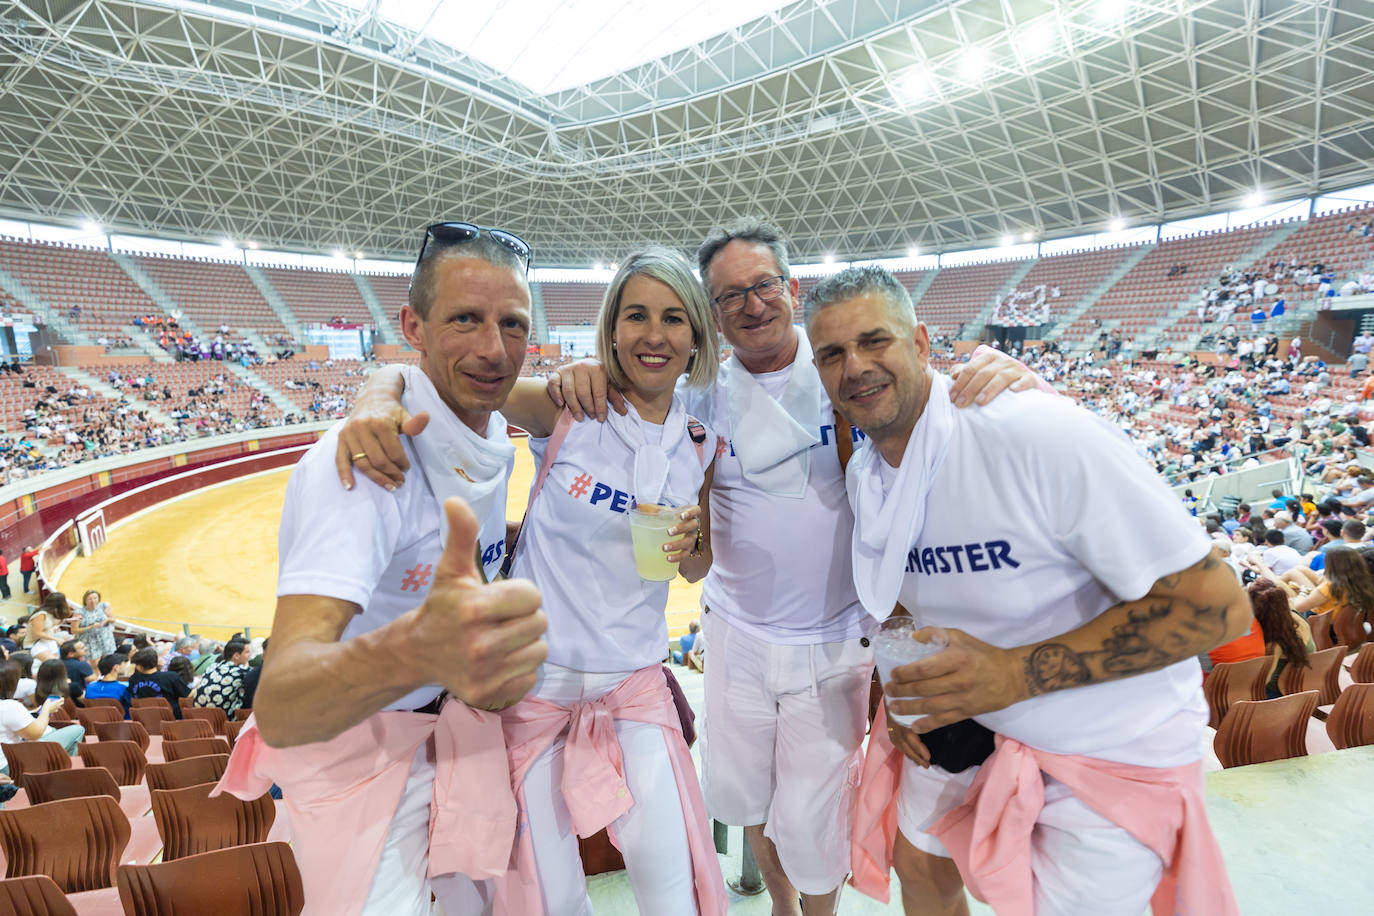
[78,741,148,787]
[1324,683,1374,750]
[0,795,130,893]
[161,737,232,762]
[94,720,151,751]
[0,875,78,916]
[145,754,230,792]
[160,719,215,742]
[2,741,72,784]
[1204,656,1273,729]
[149,782,276,861]
[1277,645,1346,706]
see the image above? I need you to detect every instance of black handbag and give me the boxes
[920,718,996,773]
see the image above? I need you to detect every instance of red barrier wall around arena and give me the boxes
[0,430,324,582]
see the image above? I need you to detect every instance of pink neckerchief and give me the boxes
[492,665,727,915]
[930,735,1240,916]
[213,703,514,916]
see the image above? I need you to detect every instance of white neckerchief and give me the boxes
[604,396,687,506]
[846,372,953,620]
[402,366,515,541]
[724,329,821,498]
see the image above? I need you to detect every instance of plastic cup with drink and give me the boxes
[629,500,683,581]
[873,616,949,727]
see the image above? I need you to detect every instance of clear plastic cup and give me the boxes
[629,501,682,581]
[873,617,948,727]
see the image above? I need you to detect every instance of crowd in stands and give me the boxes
[990,283,1057,326]
[0,583,270,785]
[965,337,1370,486]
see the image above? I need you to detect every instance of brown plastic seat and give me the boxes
[1325,682,1374,750]
[1204,656,1273,728]
[75,706,122,733]
[234,707,253,721]
[1277,645,1346,706]
[81,697,126,712]
[116,842,303,916]
[131,705,174,736]
[185,706,229,736]
[145,755,230,792]
[78,741,148,787]
[224,720,244,749]
[1349,643,1374,684]
[1308,610,1335,651]
[2,741,72,784]
[0,874,78,916]
[94,720,151,751]
[161,737,231,762]
[149,782,275,861]
[0,795,131,892]
[1214,690,1320,768]
[22,766,122,805]
[130,697,177,716]
[178,697,194,712]
[47,706,74,726]
[160,720,215,742]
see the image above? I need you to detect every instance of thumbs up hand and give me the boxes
[408,497,547,710]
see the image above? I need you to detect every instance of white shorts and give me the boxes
[358,744,493,916]
[896,760,1164,916]
[699,610,873,895]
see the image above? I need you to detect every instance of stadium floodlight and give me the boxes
[898,69,929,102]
[1022,20,1056,57]
[331,249,345,259]
[355,251,365,260]
[219,238,235,249]
[1000,235,1013,248]
[960,47,986,81]
[1244,190,1264,208]
[593,262,604,271]
[1109,218,1125,232]
[907,246,920,259]
[1022,231,1034,243]
[822,253,836,265]
[246,240,259,249]
[81,220,101,234]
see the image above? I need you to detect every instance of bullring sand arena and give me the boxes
[54,438,704,641]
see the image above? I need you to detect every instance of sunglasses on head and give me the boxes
[414,221,533,274]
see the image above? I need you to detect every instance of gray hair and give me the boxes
[174,636,198,652]
[597,247,720,391]
[802,265,916,333]
[696,217,792,297]
[408,234,527,319]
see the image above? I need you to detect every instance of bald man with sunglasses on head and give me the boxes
[214,223,549,916]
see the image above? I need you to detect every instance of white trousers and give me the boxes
[358,744,493,916]
[897,760,1164,916]
[699,610,873,895]
[522,665,700,916]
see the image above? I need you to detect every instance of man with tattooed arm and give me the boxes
[804,265,1246,916]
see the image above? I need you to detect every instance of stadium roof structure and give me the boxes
[0,0,1372,266]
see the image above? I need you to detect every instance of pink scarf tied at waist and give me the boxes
[213,702,515,916]
[852,710,1239,916]
[493,665,727,915]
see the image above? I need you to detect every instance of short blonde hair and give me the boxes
[596,247,719,391]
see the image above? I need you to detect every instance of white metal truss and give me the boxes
[0,0,1370,266]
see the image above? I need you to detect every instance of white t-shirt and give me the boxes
[514,400,713,672]
[277,370,513,712]
[681,347,868,644]
[882,390,1213,766]
[1262,544,1303,574]
[0,698,34,744]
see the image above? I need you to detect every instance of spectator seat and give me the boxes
[116,842,304,916]
[149,783,276,861]
[1215,690,1319,768]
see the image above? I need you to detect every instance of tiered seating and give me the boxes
[1059,223,1283,347]
[248,361,366,418]
[102,363,284,426]
[1000,246,1137,328]
[133,255,289,341]
[261,267,371,326]
[541,281,607,326]
[913,260,1028,336]
[0,366,131,444]
[362,274,409,325]
[0,237,155,341]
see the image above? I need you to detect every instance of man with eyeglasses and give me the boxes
[215,224,549,916]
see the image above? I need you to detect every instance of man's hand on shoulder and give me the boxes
[335,366,429,491]
[948,347,1044,408]
[546,359,627,422]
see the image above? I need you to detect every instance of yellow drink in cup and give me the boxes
[629,502,681,581]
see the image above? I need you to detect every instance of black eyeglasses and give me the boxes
[414,221,533,274]
[712,275,787,314]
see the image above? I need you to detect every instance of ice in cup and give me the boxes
[873,617,949,727]
[629,502,682,581]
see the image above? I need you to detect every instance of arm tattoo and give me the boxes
[1023,593,1231,698]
